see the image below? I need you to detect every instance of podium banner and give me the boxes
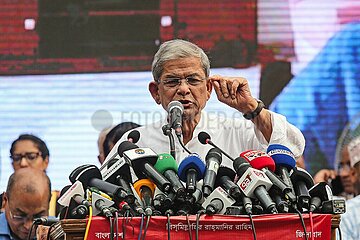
[87,214,331,240]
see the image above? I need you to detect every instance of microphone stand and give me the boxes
[162,124,176,160]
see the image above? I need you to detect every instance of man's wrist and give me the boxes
[243,99,265,120]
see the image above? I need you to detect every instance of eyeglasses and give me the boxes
[9,209,46,223]
[159,76,206,88]
[10,152,42,163]
[337,162,351,172]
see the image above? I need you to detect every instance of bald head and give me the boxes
[6,168,51,202]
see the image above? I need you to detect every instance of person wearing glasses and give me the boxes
[9,134,49,171]
[0,168,51,240]
[105,39,305,170]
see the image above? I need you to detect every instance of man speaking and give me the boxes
[105,39,305,169]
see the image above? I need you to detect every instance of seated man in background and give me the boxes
[105,39,305,169]
[0,168,51,240]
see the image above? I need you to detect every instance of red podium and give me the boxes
[60,214,339,240]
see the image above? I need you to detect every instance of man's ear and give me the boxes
[206,79,213,100]
[149,81,161,105]
[2,192,8,207]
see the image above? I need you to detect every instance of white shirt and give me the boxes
[104,111,305,170]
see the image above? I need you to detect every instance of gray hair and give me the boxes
[151,39,210,82]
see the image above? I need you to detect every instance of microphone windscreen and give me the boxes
[241,150,275,172]
[215,166,236,186]
[206,148,222,164]
[167,101,184,113]
[127,130,140,143]
[266,144,296,170]
[178,154,206,182]
[290,167,314,189]
[198,131,210,145]
[233,157,251,176]
[69,165,102,186]
[118,141,138,157]
[133,179,156,196]
[59,185,71,197]
[154,153,178,174]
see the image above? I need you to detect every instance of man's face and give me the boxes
[149,57,212,122]
[339,147,356,194]
[4,191,49,240]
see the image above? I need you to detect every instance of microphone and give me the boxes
[103,157,135,204]
[127,130,140,143]
[233,157,277,214]
[69,165,127,202]
[153,153,186,198]
[241,150,297,203]
[309,182,333,212]
[118,141,172,194]
[178,154,206,193]
[290,167,314,211]
[133,179,156,216]
[202,186,236,215]
[33,217,59,226]
[57,181,89,207]
[203,148,222,197]
[167,101,184,136]
[198,131,234,161]
[266,144,296,196]
[91,191,114,218]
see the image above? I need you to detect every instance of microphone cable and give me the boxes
[84,206,93,240]
[167,212,171,240]
[249,213,257,240]
[162,124,176,160]
[195,209,206,240]
[186,214,193,240]
[177,135,192,155]
[337,225,342,240]
[46,222,57,240]
[109,217,114,240]
[115,211,119,240]
[27,221,37,240]
[137,214,144,240]
[142,216,151,240]
[295,208,309,240]
[309,212,314,240]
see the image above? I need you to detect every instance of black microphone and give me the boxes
[290,167,314,211]
[167,101,184,136]
[233,157,278,214]
[215,166,242,200]
[33,217,59,226]
[103,157,135,204]
[127,130,140,143]
[58,181,90,208]
[203,148,223,197]
[118,141,172,194]
[198,131,234,161]
[91,191,114,218]
[69,165,127,202]
[309,182,333,212]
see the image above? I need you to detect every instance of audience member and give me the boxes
[338,136,360,239]
[103,122,140,159]
[0,168,51,240]
[97,126,113,164]
[9,134,49,171]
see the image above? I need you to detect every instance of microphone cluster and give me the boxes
[56,131,345,222]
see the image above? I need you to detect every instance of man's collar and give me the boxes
[0,212,12,238]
